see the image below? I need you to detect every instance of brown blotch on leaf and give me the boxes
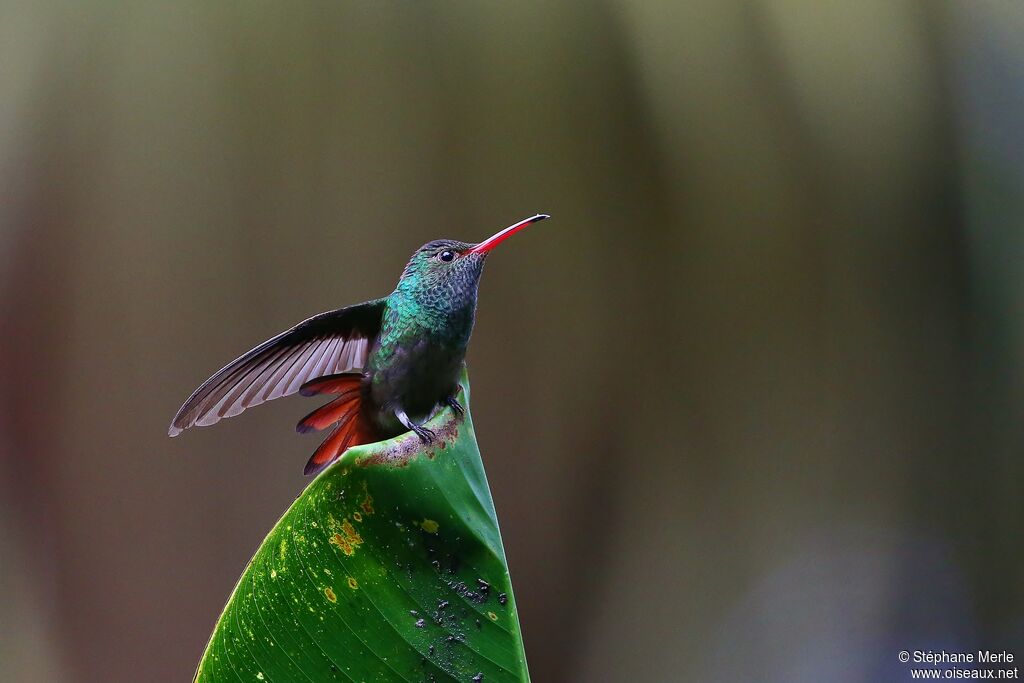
[354,410,462,467]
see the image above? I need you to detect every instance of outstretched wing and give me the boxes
[168,299,385,436]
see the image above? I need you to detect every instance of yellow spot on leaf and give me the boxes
[347,577,359,590]
[487,611,498,621]
[360,482,375,515]
[270,569,277,579]
[352,512,362,522]
[278,539,287,561]
[329,516,364,556]
[330,533,353,555]
[420,519,440,534]
[324,587,337,603]
[342,518,362,544]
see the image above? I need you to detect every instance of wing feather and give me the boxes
[169,299,385,436]
[262,344,311,402]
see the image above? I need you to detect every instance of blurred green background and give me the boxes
[2,1,1023,681]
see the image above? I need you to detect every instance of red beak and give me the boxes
[467,214,550,255]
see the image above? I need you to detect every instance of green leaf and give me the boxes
[195,375,530,683]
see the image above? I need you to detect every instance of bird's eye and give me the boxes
[438,250,456,262]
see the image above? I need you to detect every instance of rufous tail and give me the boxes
[297,373,377,475]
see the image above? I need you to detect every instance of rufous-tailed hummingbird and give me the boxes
[169,213,549,475]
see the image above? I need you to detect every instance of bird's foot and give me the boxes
[394,405,438,443]
[411,423,436,443]
[445,396,465,416]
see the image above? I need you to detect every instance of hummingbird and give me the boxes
[169,213,549,475]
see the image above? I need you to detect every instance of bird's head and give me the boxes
[397,214,549,297]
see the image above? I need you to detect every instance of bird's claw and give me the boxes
[412,424,436,443]
[445,396,465,416]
